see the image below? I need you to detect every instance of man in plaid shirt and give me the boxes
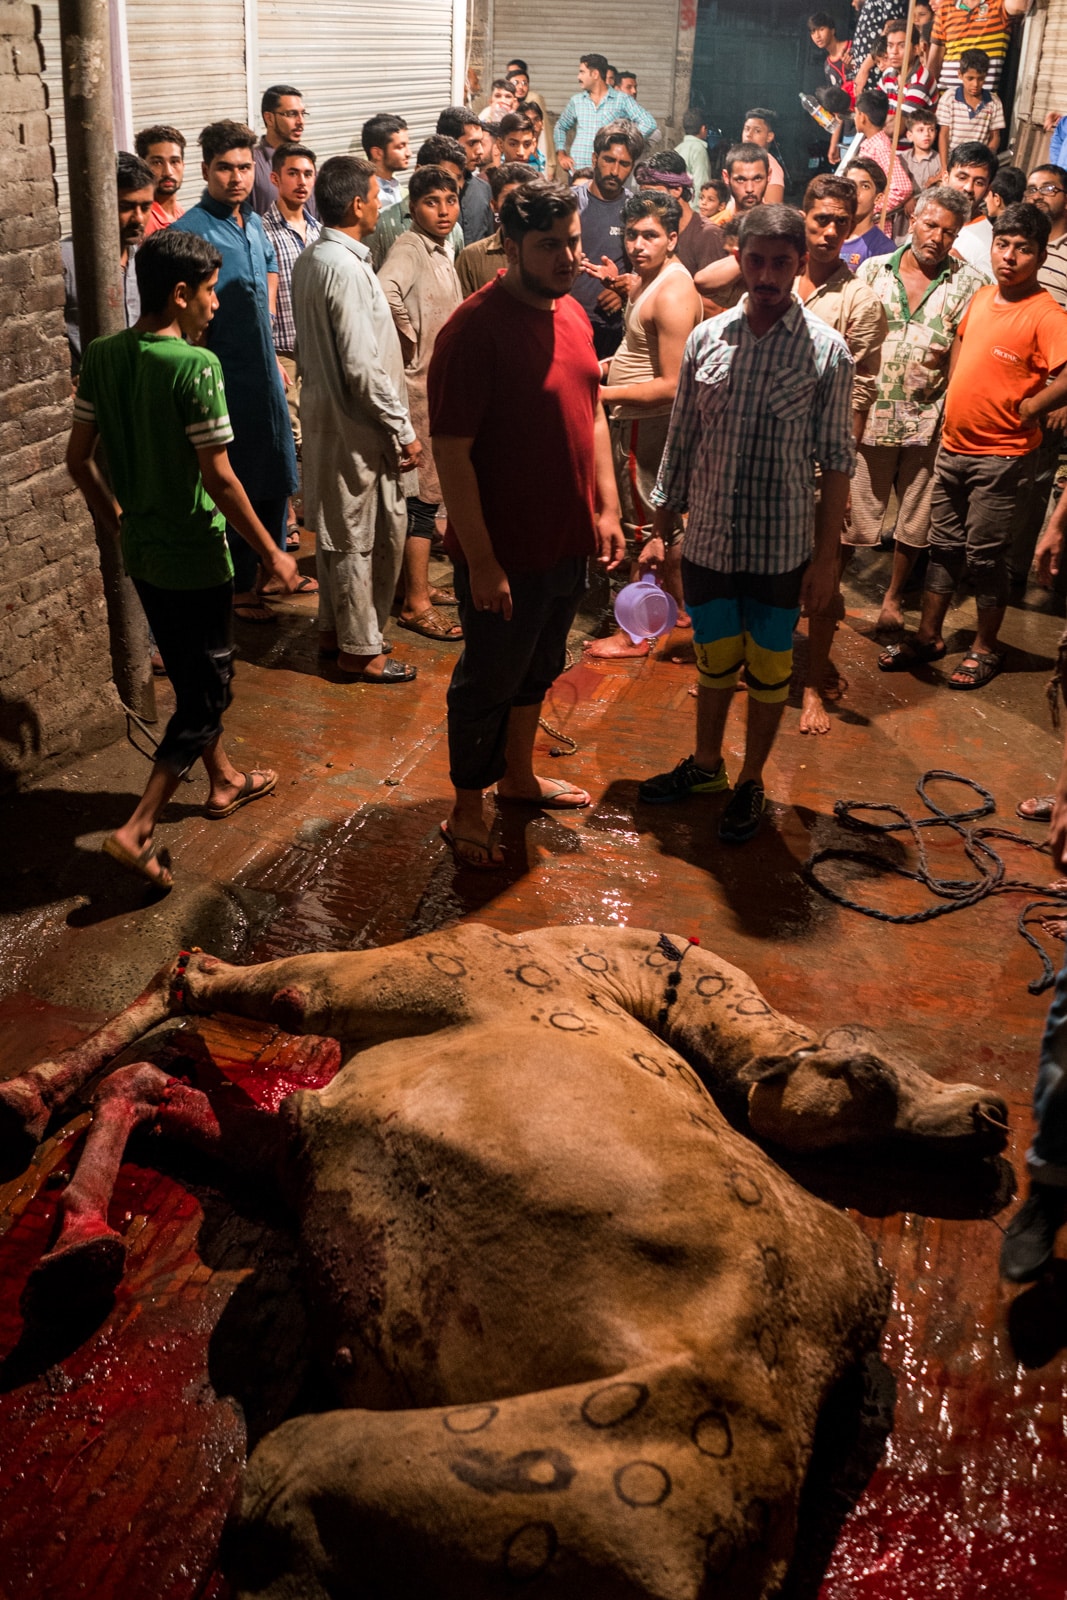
[263,141,321,556]
[553,51,657,173]
[638,204,855,843]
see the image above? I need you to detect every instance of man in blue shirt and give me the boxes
[171,120,299,622]
[571,122,645,359]
[554,52,657,173]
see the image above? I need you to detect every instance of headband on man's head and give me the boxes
[639,166,694,192]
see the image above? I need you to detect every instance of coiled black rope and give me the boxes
[804,770,1067,994]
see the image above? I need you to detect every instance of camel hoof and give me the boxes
[0,1078,49,1168]
[21,1232,127,1318]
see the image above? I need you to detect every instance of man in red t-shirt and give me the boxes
[880,202,1067,688]
[429,180,625,869]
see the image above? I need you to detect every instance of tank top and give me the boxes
[607,259,695,420]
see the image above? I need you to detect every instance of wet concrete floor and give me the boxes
[2,541,1067,1598]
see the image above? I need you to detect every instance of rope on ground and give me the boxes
[803,770,1067,994]
[123,706,194,782]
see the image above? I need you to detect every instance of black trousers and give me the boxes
[446,557,586,791]
[134,578,235,776]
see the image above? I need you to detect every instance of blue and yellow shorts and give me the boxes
[682,559,805,705]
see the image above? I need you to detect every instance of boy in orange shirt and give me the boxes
[881,202,1067,688]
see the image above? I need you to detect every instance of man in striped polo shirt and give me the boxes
[637,204,855,843]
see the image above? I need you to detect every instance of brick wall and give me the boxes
[0,0,121,791]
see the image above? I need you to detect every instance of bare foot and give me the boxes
[799,686,832,735]
[875,601,904,634]
[584,631,650,659]
[675,610,692,629]
[1040,918,1067,941]
[823,665,849,702]
[106,824,174,887]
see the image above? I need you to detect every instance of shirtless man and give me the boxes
[584,190,703,659]
[795,175,887,734]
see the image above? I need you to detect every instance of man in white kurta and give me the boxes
[291,156,422,683]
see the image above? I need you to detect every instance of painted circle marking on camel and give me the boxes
[502,1520,558,1580]
[613,1460,672,1508]
[704,1527,737,1576]
[692,1409,733,1459]
[443,1404,499,1434]
[581,1380,649,1428]
[578,951,609,972]
[515,964,554,990]
[645,948,671,969]
[426,952,468,978]
[734,996,771,1017]
[762,1246,786,1290]
[633,1052,667,1077]
[590,991,624,1015]
[695,974,727,999]
[821,1025,865,1050]
[757,1327,779,1370]
[549,1012,586,1032]
[675,1062,707,1098]
[729,1172,763,1206]
[687,1111,716,1132]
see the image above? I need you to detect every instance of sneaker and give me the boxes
[718,779,766,844]
[1000,1184,1067,1283]
[638,754,729,805]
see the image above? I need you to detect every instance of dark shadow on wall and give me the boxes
[0,693,41,793]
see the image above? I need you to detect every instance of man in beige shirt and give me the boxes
[795,174,888,734]
[379,166,464,641]
[456,163,536,297]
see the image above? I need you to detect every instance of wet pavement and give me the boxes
[2,540,1067,1598]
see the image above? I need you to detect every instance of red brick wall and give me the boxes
[0,0,120,790]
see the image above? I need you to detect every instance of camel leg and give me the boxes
[23,1060,286,1314]
[0,952,191,1160]
[230,1359,799,1600]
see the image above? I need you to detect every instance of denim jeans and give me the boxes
[1029,945,1067,1187]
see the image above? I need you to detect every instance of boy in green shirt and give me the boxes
[67,229,298,891]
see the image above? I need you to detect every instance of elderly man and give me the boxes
[291,156,421,684]
[853,186,987,639]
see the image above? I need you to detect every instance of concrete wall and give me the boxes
[0,0,121,791]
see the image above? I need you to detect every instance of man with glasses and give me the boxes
[252,86,314,216]
[1026,164,1067,307]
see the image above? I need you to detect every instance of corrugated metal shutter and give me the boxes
[256,0,457,164]
[38,0,248,232]
[489,0,679,126]
[37,3,68,230]
[125,4,249,148]
[1032,0,1067,123]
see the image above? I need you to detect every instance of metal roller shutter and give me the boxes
[38,0,249,232]
[1031,0,1067,123]
[256,0,458,165]
[488,0,679,126]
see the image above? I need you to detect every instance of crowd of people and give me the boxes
[57,18,1067,1276]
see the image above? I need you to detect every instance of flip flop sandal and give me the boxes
[397,607,463,641]
[494,780,592,810]
[204,769,277,820]
[439,819,504,871]
[948,650,1005,690]
[234,600,276,624]
[101,833,173,890]
[877,638,946,672]
[1017,796,1055,822]
[286,529,301,549]
[337,659,417,684]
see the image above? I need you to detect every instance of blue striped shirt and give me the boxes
[651,298,855,574]
[553,87,658,167]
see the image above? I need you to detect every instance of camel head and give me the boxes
[738,1025,1009,1155]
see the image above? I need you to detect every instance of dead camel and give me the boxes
[0,923,1009,1600]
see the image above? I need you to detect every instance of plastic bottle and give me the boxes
[799,92,836,132]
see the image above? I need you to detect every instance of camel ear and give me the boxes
[737,1051,806,1085]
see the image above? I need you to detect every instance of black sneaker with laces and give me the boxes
[637,754,729,805]
[718,779,766,844]
[1000,1183,1067,1283]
